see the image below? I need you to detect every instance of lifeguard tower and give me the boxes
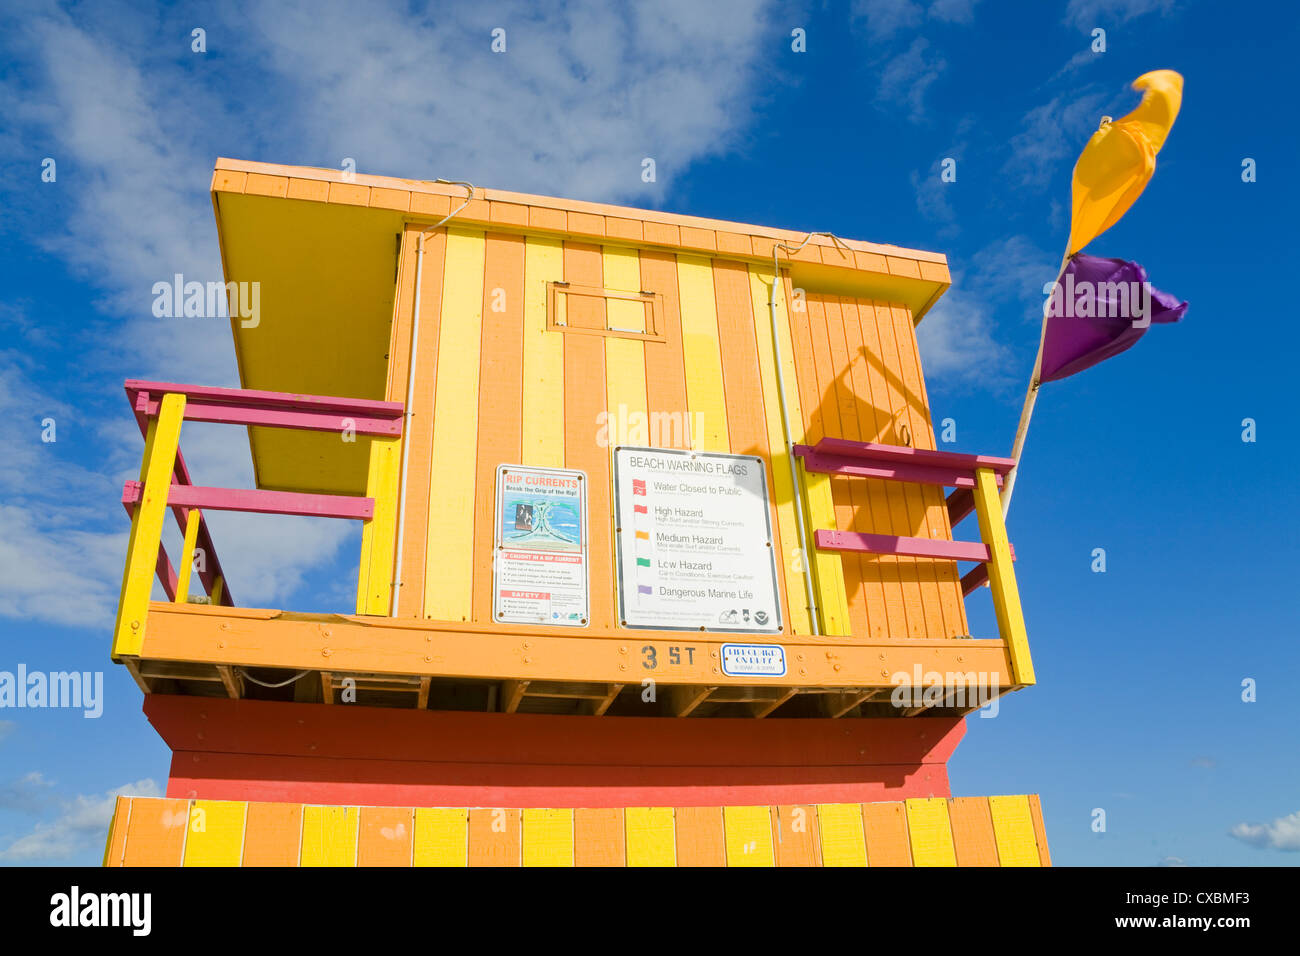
[103,159,1050,866]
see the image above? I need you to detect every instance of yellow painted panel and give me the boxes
[359,436,401,614]
[174,507,201,602]
[972,468,1035,684]
[988,795,1041,867]
[413,808,469,866]
[522,236,566,467]
[747,267,810,635]
[423,228,487,621]
[523,807,574,867]
[112,392,185,658]
[182,800,246,867]
[355,434,381,613]
[723,805,775,867]
[905,797,957,867]
[603,246,648,449]
[816,803,867,866]
[676,255,729,451]
[300,806,358,867]
[625,807,675,867]
[801,462,851,635]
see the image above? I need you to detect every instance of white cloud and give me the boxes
[0,777,160,862]
[929,0,981,23]
[1002,91,1109,189]
[0,770,54,813]
[852,0,925,39]
[911,166,957,236]
[1064,0,1177,31]
[0,720,15,743]
[1230,811,1300,852]
[876,37,946,122]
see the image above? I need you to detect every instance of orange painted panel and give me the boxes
[393,228,447,617]
[574,807,626,867]
[357,806,414,866]
[468,808,521,866]
[862,801,913,866]
[674,805,726,867]
[471,234,526,624]
[947,797,1000,866]
[562,243,614,629]
[102,796,131,866]
[771,805,821,867]
[121,797,189,867]
[639,250,691,449]
[711,259,790,631]
[241,801,303,866]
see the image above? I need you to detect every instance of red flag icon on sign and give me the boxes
[633,503,648,514]
[632,479,646,496]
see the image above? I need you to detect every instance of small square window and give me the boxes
[546,282,667,342]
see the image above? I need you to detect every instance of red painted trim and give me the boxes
[125,380,404,420]
[178,401,401,436]
[794,447,1000,490]
[146,697,965,808]
[815,529,992,563]
[123,482,373,520]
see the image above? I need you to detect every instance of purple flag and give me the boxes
[1039,253,1187,383]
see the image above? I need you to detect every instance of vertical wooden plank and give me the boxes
[625,807,676,866]
[674,805,726,867]
[472,233,527,624]
[947,796,1000,866]
[242,802,303,866]
[423,228,487,621]
[905,797,957,867]
[862,801,913,866]
[640,250,692,450]
[357,806,415,866]
[574,807,626,867]
[523,807,574,867]
[413,807,468,866]
[747,268,811,635]
[888,302,967,636]
[817,802,868,866]
[113,393,185,658]
[973,468,1035,684]
[723,805,775,866]
[562,242,615,629]
[676,255,730,452]
[357,436,401,614]
[102,796,131,867]
[182,799,246,867]
[468,808,521,866]
[603,246,649,452]
[712,259,791,633]
[1028,794,1053,866]
[770,804,821,867]
[521,237,567,466]
[174,507,201,602]
[988,795,1042,867]
[394,229,447,617]
[300,805,359,867]
[121,797,189,867]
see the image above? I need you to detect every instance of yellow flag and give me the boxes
[1067,70,1183,257]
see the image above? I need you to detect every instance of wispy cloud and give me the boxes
[876,37,947,122]
[0,777,160,862]
[1230,811,1300,852]
[1064,0,1178,31]
[1002,91,1109,189]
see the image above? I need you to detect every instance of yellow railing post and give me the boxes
[112,392,186,659]
[798,459,851,636]
[174,507,202,603]
[971,467,1035,685]
[355,436,401,615]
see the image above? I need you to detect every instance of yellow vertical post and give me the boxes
[972,468,1035,685]
[112,392,185,659]
[174,508,202,603]
[799,460,851,635]
[356,436,401,615]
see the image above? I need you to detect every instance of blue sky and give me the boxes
[0,0,1296,866]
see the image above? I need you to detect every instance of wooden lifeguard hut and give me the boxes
[102,159,1050,866]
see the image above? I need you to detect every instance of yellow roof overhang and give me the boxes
[212,158,950,496]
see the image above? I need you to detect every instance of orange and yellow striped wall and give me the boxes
[103,794,1049,867]
[382,227,966,640]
